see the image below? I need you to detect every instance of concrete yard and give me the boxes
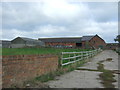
[46,50,119,88]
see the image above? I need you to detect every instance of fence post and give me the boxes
[74,53,76,61]
[87,51,89,59]
[81,52,83,60]
[88,51,90,58]
[83,51,85,60]
[86,51,87,59]
[94,50,95,56]
[91,50,92,57]
[91,50,93,57]
[61,52,63,66]
[69,54,71,62]
[93,50,94,56]
[87,51,88,59]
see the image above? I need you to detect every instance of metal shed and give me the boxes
[1,40,11,48]
[11,37,45,48]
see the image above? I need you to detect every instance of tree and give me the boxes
[114,35,120,43]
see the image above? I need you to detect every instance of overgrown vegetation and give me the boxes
[97,60,116,88]
[2,47,90,55]
[35,59,89,83]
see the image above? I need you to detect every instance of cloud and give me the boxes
[42,0,89,20]
[2,1,118,43]
[85,2,118,22]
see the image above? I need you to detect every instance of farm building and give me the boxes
[11,37,45,48]
[105,43,118,50]
[1,40,11,48]
[39,34,106,49]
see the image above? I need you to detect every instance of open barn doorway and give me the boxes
[76,43,82,47]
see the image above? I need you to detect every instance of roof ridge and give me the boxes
[19,37,38,41]
[39,37,82,39]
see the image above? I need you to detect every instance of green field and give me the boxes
[2,48,90,55]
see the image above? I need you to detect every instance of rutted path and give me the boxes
[46,50,119,88]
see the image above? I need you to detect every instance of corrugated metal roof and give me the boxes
[20,37,42,43]
[2,40,11,44]
[81,35,95,41]
[11,37,45,46]
[39,35,96,43]
[39,37,82,43]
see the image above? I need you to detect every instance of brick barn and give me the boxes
[39,34,106,49]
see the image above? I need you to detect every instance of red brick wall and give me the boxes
[45,42,76,47]
[81,41,86,49]
[82,36,106,49]
[89,36,106,48]
[0,56,2,89]
[2,54,58,88]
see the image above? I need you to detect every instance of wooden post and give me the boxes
[89,51,90,58]
[69,54,70,62]
[81,52,83,60]
[93,50,95,56]
[92,50,94,56]
[82,52,84,60]
[87,51,89,59]
[74,53,76,61]
[90,51,92,57]
[61,52,63,66]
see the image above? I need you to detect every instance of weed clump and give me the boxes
[97,61,116,88]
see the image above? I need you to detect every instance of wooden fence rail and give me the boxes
[61,49,102,66]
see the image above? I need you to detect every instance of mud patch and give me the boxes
[77,68,99,72]
[106,58,112,62]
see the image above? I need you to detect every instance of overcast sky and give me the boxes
[1,0,118,43]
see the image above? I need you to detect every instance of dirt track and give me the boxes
[46,50,119,88]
